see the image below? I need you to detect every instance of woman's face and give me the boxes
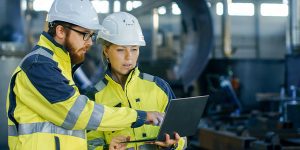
[104,44,139,76]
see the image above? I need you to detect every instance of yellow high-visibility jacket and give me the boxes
[87,67,185,150]
[6,32,146,150]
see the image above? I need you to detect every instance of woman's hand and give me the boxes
[155,133,180,148]
[109,136,130,150]
[146,132,180,148]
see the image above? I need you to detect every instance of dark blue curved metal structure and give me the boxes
[174,0,214,88]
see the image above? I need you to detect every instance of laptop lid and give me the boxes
[124,95,209,143]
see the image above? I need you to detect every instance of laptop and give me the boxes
[123,95,209,143]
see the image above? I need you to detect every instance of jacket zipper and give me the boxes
[54,136,60,150]
[124,70,139,149]
[124,69,135,108]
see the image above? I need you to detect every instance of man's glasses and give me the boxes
[63,26,96,41]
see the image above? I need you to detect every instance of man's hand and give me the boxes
[145,111,164,126]
[154,132,180,148]
[109,136,130,150]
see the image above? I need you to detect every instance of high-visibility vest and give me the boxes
[87,68,185,150]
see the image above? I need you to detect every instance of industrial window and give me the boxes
[33,0,54,12]
[91,0,109,13]
[126,1,142,11]
[216,2,255,16]
[172,2,181,15]
[260,3,288,17]
[113,1,121,12]
[158,6,167,15]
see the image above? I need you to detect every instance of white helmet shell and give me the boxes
[47,0,101,30]
[98,12,146,46]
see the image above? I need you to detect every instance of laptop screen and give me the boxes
[124,95,209,143]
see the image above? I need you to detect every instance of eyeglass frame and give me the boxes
[63,25,96,41]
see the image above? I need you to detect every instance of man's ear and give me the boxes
[55,25,66,39]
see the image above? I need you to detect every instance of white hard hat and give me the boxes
[98,12,146,46]
[47,0,101,30]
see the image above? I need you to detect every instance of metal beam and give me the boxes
[254,0,261,58]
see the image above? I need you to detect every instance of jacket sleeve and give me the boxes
[153,77,176,112]
[16,61,146,131]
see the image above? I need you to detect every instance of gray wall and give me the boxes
[232,60,285,108]
[201,59,285,110]
[135,2,288,60]
[211,3,287,59]
[0,0,6,27]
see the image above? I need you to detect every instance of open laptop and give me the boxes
[123,95,209,143]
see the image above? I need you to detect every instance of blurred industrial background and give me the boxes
[1,0,300,149]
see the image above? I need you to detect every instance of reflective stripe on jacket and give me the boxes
[6,32,146,150]
[87,67,185,150]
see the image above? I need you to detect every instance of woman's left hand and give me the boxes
[153,132,180,148]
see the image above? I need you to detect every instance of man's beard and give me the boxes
[65,35,85,65]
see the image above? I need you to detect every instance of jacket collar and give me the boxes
[105,65,140,86]
[37,32,71,63]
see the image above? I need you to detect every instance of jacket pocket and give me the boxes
[54,136,60,150]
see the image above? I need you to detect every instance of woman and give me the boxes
[87,12,185,150]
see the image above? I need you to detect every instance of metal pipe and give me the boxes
[254,1,260,58]
[152,8,159,61]
[288,0,300,54]
[222,0,232,58]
